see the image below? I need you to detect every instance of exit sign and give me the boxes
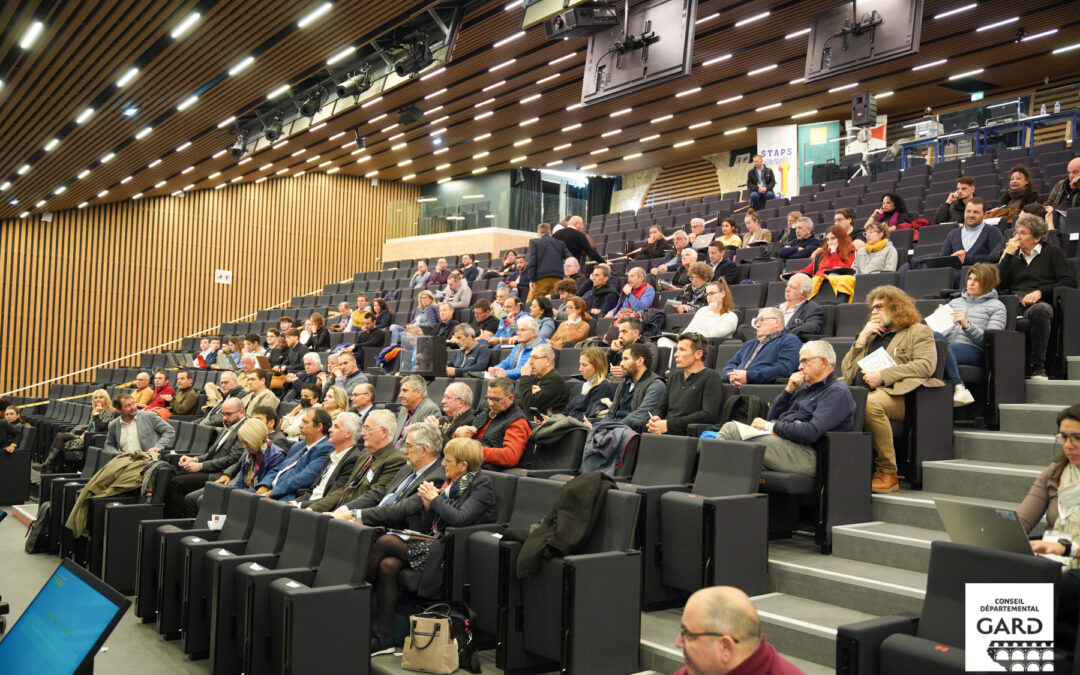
[971,91,984,101]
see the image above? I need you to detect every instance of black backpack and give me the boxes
[24,501,51,554]
[720,394,771,425]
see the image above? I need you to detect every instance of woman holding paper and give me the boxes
[929,263,1006,406]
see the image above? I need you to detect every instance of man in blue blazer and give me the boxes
[937,197,1002,265]
[722,307,802,386]
[257,406,333,501]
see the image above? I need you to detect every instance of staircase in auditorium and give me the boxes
[636,360,1080,674]
[642,159,721,208]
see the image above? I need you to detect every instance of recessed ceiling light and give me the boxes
[77,169,91,179]
[554,143,572,151]
[131,193,143,200]
[154,181,166,189]
[78,202,88,209]
[494,31,525,48]
[429,115,448,125]
[398,159,412,167]
[785,27,811,38]
[0,182,9,191]
[735,11,769,27]
[717,95,743,105]
[177,95,200,111]
[438,176,451,183]
[610,108,632,117]
[789,78,806,85]
[255,176,267,183]
[514,138,531,146]
[53,186,66,195]
[580,163,597,170]
[267,84,290,99]
[476,111,494,120]
[361,96,383,108]
[748,64,777,76]
[976,16,1018,31]
[651,114,673,123]
[229,56,254,76]
[673,140,694,148]
[116,67,139,88]
[537,73,560,84]
[97,190,108,197]
[688,121,711,129]
[474,133,491,141]
[520,117,539,126]
[434,147,449,155]
[520,93,541,103]
[562,123,582,132]
[391,142,407,151]
[473,152,489,159]
[436,163,451,170]
[100,153,115,163]
[949,68,984,80]
[546,160,563,167]
[424,107,443,117]
[307,155,321,162]
[875,91,895,98]
[472,167,487,174]
[218,116,236,129]
[231,176,243,182]
[490,59,516,72]
[44,138,60,151]
[511,156,527,163]
[176,141,191,152]
[602,129,621,137]
[298,3,333,28]
[35,199,47,208]
[474,97,495,108]
[912,59,947,70]
[724,127,748,135]
[182,166,194,174]
[148,159,162,168]
[792,110,818,119]
[549,52,576,65]
[120,175,132,183]
[215,183,228,189]
[566,103,582,111]
[171,12,201,39]
[934,3,976,19]
[388,132,404,141]
[1053,42,1080,54]
[75,108,95,124]
[327,45,356,65]
[483,80,506,92]
[429,127,447,137]
[640,134,660,142]
[261,163,274,171]
[703,54,732,66]
[420,67,446,81]
[756,102,781,111]
[590,148,609,155]
[1022,29,1058,42]
[366,170,379,178]
[676,87,701,97]
[696,12,719,25]
[239,157,251,165]
[19,21,45,49]
[209,172,221,179]
[624,153,642,160]
[17,164,30,175]
[828,82,858,93]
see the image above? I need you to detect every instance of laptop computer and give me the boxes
[935,498,1035,556]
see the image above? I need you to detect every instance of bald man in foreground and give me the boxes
[675,586,803,675]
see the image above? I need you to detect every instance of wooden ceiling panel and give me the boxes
[1,0,1079,221]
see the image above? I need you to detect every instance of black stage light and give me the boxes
[394,40,433,78]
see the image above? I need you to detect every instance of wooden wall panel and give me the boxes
[0,174,418,397]
[643,160,722,207]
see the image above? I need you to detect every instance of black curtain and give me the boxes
[510,167,542,231]
[586,176,622,220]
[566,183,586,215]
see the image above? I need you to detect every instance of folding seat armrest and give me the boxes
[208,549,278,567]
[518,468,580,479]
[686,423,713,437]
[189,538,246,556]
[558,550,643,674]
[835,614,919,675]
[1054,287,1080,362]
[620,482,690,494]
[241,565,316,589]
[443,523,506,602]
[820,432,873,530]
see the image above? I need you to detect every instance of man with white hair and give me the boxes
[294,412,363,508]
[285,351,323,402]
[427,381,476,441]
[515,344,569,419]
[562,256,586,287]
[608,267,656,318]
[488,316,546,380]
[425,257,452,288]
[722,307,802,386]
[778,217,821,260]
[661,247,700,290]
[331,301,352,332]
[713,340,856,476]
[308,408,406,512]
[735,273,824,343]
[652,230,690,274]
[687,217,714,250]
[553,214,605,266]
[199,370,243,427]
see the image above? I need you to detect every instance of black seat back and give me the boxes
[581,489,641,554]
[486,471,519,524]
[80,447,102,478]
[173,422,195,453]
[277,509,330,568]
[194,482,232,524]
[191,424,216,454]
[521,428,586,471]
[219,490,261,540]
[630,434,698,486]
[245,498,292,554]
[692,439,765,496]
[507,476,563,529]
[313,519,377,587]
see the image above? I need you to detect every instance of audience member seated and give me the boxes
[840,286,944,493]
[365,436,495,649]
[427,382,476,441]
[515,345,569,420]
[791,225,857,301]
[165,397,241,516]
[671,262,715,313]
[373,298,393,329]
[609,267,656,318]
[447,324,491,376]
[290,412,364,508]
[778,217,821,260]
[392,375,442,449]
[349,384,375,419]
[646,333,723,435]
[487,296,523,347]
[438,271,472,309]
[868,193,913,232]
[254,406,335,502]
[852,220,898,274]
[491,287,509,318]
[351,294,372,320]
[716,217,742,248]
[186,419,286,513]
[706,241,738,285]
[1044,157,1080,230]
[307,313,331,351]
[669,280,738,347]
[455,376,531,468]
[433,302,459,342]
[275,328,309,376]
[424,258,451,288]
[322,386,348,421]
[528,223,574,301]
[714,340,856,476]
[747,153,777,210]
[581,264,620,317]
[264,329,287,367]
[599,343,665,432]
[469,298,500,339]
[661,247,699,291]
[933,175,975,224]
[347,311,386,354]
[549,296,591,348]
[562,257,586,288]
[331,302,352,332]
[775,210,802,247]
[308,409,406,512]
[936,197,1002,266]
[410,260,431,289]
[130,371,153,408]
[242,333,267,358]
[285,352,323,402]
[932,263,1007,406]
[0,405,24,455]
[498,256,529,298]
[554,215,605,266]
[651,230,690,274]
[553,278,578,314]
[243,369,280,415]
[674,586,802,675]
[632,225,672,261]
[608,317,659,377]
[742,209,772,246]
[530,296,557,340]
[459,253,480,284]
[997,213,1078,379]
[199,371,242,427]
[835,207,865,248]
[688,217,714,250]
[170,369,199,415]
[215,338,243,370]
[751,273,826,343]
[488,316,546,380]
[36,389,118,473]
[564,347,614,420]
[194,337,215,368]
[1000,164,1043,218]
[281,385,320,441]
[495,250,518,278]
[723,308,802,386]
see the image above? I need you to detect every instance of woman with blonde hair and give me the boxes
[742,209,772,246]
[564,347,615,419]
[322,386,348,420]
[35,389,117,472]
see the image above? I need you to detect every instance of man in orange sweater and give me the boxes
[454,376,530,468]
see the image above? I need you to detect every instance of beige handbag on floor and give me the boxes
[400,612,459,674]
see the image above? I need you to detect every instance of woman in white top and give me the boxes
[659,280,739,350]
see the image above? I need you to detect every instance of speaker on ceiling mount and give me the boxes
[852,91,877,127]
[397,105,423,126]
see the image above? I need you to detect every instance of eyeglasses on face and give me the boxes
[1057,432,1080,446]
[678,628,739,643]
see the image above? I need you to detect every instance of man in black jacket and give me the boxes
[528,222,573,301]
[998,214,1077,379]
[516,345,569,419]
[933,175,975,224]
[747,154,776,210]
[579,264,620,317]
[554,215,605,266]
[735,273,824,342]
[446,324,490,376]
[707,241,738,285]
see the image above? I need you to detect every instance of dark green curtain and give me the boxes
[586,176,622,220]
[510,167,542,231]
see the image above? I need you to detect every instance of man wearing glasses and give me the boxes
[515,344,569,421]
[454,377,530,468]
[722,307,802,387]
[675,586,801,674]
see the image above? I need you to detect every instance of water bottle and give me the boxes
[1040,103,1047,115]
[1055,101,1061,114]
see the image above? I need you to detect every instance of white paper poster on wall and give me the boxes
[756,125,799,197]
[214,269,233,285]
[844,115,888,156]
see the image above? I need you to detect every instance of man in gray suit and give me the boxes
[105,394,177,455]
[391,375,441,450]
[166,397,246,517]
[333,422,446,522]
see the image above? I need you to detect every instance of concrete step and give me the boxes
[1025,379,1080,405]
[753,592,877,668]
[768,538,925,616]
[641,608,834,674]
[832,521,946,573]
[953,430,1060,466]
[1068,356,1080,381]
[921,459,1042,502]
[870,489,1040,533]
[999,403,1067,434]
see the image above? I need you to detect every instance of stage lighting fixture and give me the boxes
[229,135,247,159]
[336,68,373,98]
[263,112,284,142]
[395,40,433,78]
[300,87,327,119]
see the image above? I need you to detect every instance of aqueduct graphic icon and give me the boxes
[987,640,1056,671]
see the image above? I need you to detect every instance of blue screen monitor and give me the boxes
[0,559,130,674]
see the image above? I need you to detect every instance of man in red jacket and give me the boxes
[674,586,803,675]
